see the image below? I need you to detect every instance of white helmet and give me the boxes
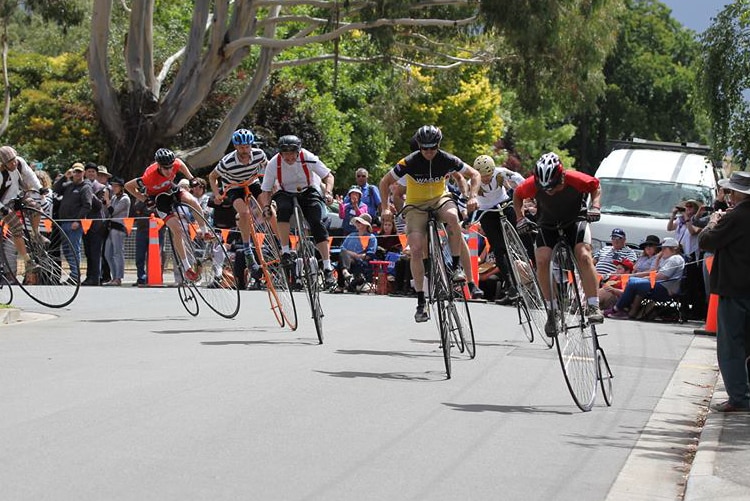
[473,155,496,176]
[534,152,564,190]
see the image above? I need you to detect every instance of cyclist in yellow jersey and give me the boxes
[379,125,481,323]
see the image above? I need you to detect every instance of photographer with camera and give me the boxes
[667,198,706,320]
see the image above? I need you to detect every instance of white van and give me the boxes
[591,139,721,250]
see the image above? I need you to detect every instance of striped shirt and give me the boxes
[594,245,638,277]
[213,149,268,185]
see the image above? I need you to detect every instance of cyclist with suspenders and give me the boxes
[258,135,337,289]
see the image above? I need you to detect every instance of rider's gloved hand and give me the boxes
[0,205,9,217]
[262,205,273,218]
[587,207,601,222]
[145,198,156,211]
[516,216,532,235]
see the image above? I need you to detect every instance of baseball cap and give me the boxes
[71,162,85,172]
[610,228,626,239]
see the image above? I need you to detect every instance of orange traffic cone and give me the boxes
[147,214,163,286]
[694,256,718,336]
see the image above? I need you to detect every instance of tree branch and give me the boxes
[89,0,126,141]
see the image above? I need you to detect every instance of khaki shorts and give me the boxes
[404,194,456,235]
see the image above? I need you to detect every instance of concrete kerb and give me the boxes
[606,334,718,501]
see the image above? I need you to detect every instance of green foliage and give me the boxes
[501,91,577,176]
[482,0,622,114]
[393,66,504,165]
[568,0,709,171]
[699,1,750,166]
[4,52,107,174]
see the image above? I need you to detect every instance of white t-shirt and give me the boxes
[261,149,330,194]
[477,167,525,210]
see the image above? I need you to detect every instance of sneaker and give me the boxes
[414,303,429,323]
[603,307,628,320]
[323,269,336,288]
[250,265,264,281]
[245,253,257,271]
[451,267,467,283]
[281,251,297,268]
[184,268,199,282]
[468,282,484,300]
[495,294,513,306]
[711,400,750,413]
[586,304,604,324]
[545,312,557,337]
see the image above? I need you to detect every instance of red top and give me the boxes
[140,160,185,195]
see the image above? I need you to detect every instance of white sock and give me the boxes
[281,245,290,253]
[587,297,599,307]
[323,259,332,271]
[182,259,191,270]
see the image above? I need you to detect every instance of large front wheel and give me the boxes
[503,219,551,348]
[551,243,597,412]
[2,207,80,308]
[248,197,297,330]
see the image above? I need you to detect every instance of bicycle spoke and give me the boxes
[4,207,80,308]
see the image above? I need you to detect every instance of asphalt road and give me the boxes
[0,287,716,500]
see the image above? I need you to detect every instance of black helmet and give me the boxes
[155,148,175,166]
[534,152,564,190]
[278,135,302,152]
[232,129,255,146]
[415,125,442,148]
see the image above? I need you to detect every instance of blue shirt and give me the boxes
[341,231,377,257]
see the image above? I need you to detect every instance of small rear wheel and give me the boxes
[0,272,13,305]
[597,344,614,406]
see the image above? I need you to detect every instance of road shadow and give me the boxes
[443,402,575,415]
[82,317,191,323]
[201,339,315,346]
[315,370,446,382]
[335,348,436,360]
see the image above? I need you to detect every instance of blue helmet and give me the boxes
[232,128,255,146]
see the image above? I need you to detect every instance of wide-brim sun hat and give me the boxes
[718,171,750,195]
[351,216,372,231]
[638,234,661,250]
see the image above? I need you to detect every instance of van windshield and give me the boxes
[599,178,714,219]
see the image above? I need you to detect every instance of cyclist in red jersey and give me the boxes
[512,152,604,336]
[125,148,205,282]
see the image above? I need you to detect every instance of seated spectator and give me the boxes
[597,258,634,311]
[604,237,685,319]
[634,234,660,273]
[377,212,402,257]
[594,228,638,278]
[333,216,377,293]
[339,186,369,235]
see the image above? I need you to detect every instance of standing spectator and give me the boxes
[81,162,107,285]
[345,167,382,223]
[339,186,369,235]
[97,165,114,283]
[131,199,166,286]
[52,163,92,283]
[698,171,750,412]
[103,177,131,286]
[593,228,638,278]
[189,178,213,224]
[668,198,706,319]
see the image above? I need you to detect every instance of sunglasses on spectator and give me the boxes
[356,174,367,178]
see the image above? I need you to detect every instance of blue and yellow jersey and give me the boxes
[392,150,467,204]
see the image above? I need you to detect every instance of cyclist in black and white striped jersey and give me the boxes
[208,128,268,279]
